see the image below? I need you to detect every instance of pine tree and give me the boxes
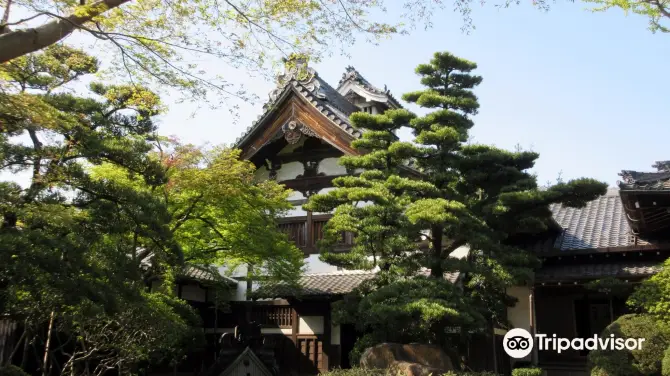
[0,45,200,374]
[308,51,609,365]
[404,51,608,328]
[305,109,486,363]
[304,109,427,280]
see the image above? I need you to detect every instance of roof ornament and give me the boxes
[266,54,322,107]
[338,66,359,87]
[282,120,318,144]
[652,161,670,172]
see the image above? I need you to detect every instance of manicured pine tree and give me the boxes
[308,51,609,365]
[305,109,486,363]
[304,109,427,281]
[403,51,608,327]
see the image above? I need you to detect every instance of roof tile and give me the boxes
[531,190,651,253]
[535,262,661,282]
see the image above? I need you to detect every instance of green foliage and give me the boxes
[309,50,608,368]
[588,314,670,376]
[0,45,200,375]
[91,142,305,286]
[305,109,424,277]
[0,366,29,376]
[404,51,607,328]
[628,258,670,322]
[318,368,385,376]
[580,0,669,33]
[663,346,670,376]
[0,0,450,105]
[586,277,634,297]
[338,276,486,364]
[512,368,543,376]
[320,368,499,376]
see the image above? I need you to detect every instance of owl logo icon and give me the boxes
[503,328,534,358]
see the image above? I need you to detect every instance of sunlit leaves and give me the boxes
[1,0,450,105]
[0,46,198,373]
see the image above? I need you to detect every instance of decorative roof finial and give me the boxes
[652,161,670,172]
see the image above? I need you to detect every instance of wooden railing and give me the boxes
[278,221,307,247]
[251,306,292,328]
[278,215,354,252]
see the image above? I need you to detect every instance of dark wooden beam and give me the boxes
[240,94,359,161]
[537,243,670,258]
[291,308,299,345]
[279,175,346,194]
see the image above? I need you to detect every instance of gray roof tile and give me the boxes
[618,161,670,191]
[183,265,238,286]
[535,262,661,282]
[253,269,460,299]
[234,68,362,149]
[529,190,650,253]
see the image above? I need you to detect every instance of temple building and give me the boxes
[145,62,670,376]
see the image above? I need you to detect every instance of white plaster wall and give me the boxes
[204,328,292,335]
[304,254,340,274]
[319,158,347,176]
[278,137,306,155]
[507,285,532,363]
[287,190,305,201]
[233,280,247,301]
[331,324,341,345]
[254,165,271,182]
[284,205,308,217]
[299,316,324,335]
[180,284,207,302]
[276,161,303,181]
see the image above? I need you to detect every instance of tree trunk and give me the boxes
[0,0,130,63]
[42,312,55,376]
[430,225,443,278]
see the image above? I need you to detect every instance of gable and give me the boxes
[239,93,359,164]
[219,347,273,376]
[236,65,364,164]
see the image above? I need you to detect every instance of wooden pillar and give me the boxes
[245,264,254,322]
[323,306,331,371]
[530,286,538,365]
[291,307,299,345]
[306,211,313,248]
[491,321,498,374]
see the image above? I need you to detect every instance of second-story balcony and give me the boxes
[277,214,354,254]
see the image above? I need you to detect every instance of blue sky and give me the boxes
[151,1,670,188]
[9,1,662,188]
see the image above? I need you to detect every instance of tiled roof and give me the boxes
[337,66,402,108]
[527,190,651,253]
[183,265,238,286]
[535,262,661,282]
[254,270,376,298]
[253,269,461,299]
[234,67,362,149]
[618,161,670,191]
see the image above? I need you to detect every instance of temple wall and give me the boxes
[319,158,347,175]
[506,285,532,364]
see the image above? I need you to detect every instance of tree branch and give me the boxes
[0,0,131,63]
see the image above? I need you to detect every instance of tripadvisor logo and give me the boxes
[502,328,646,359]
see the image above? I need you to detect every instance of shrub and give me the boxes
[588,314,670,376]
[319,368,385,376]
[322,368,499,376]
[512,368,543,376]
[0,366,29,376]
[662,346,670,376]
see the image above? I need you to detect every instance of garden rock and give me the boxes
[360,343,454,375]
